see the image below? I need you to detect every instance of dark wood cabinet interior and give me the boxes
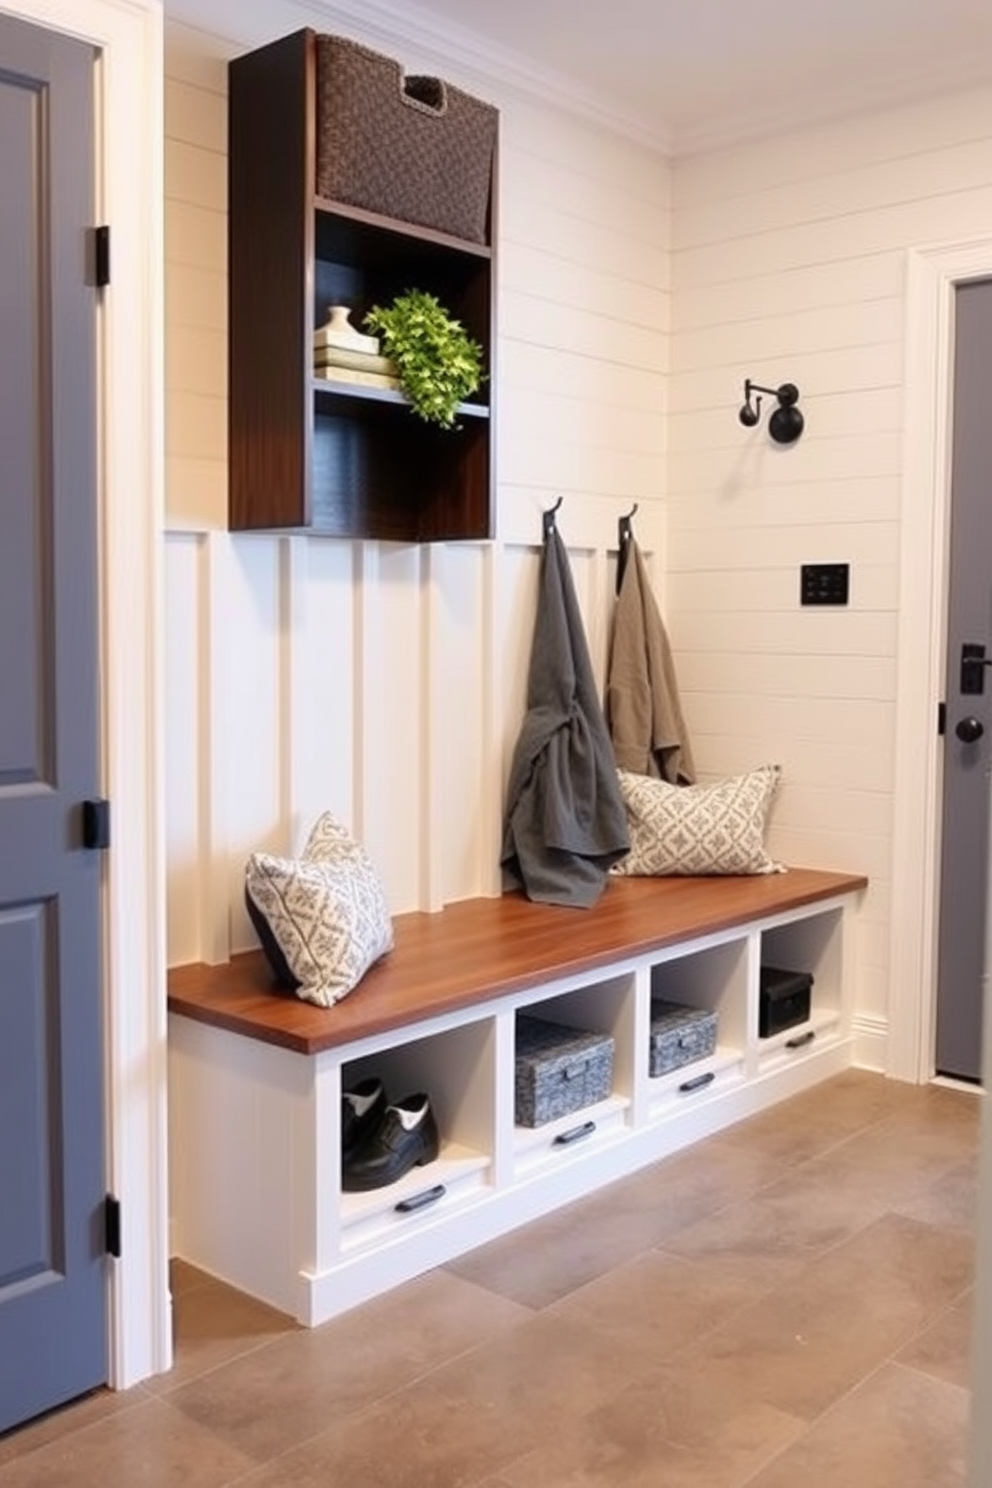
[228,29,496,541]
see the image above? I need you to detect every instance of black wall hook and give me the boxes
[542,495,563,540]
[616,503,638,593]
[739,379,804,444]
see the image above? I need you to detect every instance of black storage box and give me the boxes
[759,965,812,1038]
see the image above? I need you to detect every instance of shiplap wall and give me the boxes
[163,15,671,968]
[164,8,992,1070]
[668,85,992,1051]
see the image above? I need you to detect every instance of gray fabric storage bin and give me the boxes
[649,999,718,1077]
[515,1014,614,1128]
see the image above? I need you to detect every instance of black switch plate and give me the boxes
[800,563,849,606]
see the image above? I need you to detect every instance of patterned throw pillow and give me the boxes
[613,765,784,877]
[245,811,394,1007]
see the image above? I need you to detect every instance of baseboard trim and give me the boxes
[851,1013,888,1075]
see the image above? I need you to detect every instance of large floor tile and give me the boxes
[144,1274,297,1394]
[231,1308,652,1488]
[444,1191,656,1308]
[0,1386,151,1468]
[549,1248,756,1366]
[496,1362,804,1488]
[744,1361,970,1488]
[893,1158,978,1234]
[163,1268,532,1464]
[897,1291,976,1389]
[673,1213,973,1421]
[657,1158,890,1288]
[0,1396,255,1488]
[446,1135,792,1308]
[714,1066,913,1167]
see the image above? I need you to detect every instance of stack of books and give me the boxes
[313,307,401,391]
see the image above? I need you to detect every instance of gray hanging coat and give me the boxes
[606,537,696,784]
[501,526,630,907]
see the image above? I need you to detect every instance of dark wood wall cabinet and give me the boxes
[228,29,497,541]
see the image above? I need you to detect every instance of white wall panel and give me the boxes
[498,338,665,412]
[676,138,992,250]
[164,537,202,967]
[667,341,902,416]
[669,83,992,1067]
[671,296,903,374]
[673,187,992,289]
[676,85,992,205]
[223,538,282,952]
[673,253,902,333]
[281,537,357,850]
[429,543,499,903]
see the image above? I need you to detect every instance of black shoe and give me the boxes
[342,1077,388,1163]
[342,1093,440,1192]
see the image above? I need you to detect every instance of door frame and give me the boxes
[890,235,992,1084]
[0,0,169,1388]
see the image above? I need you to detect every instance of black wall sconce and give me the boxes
[739,379,804,444]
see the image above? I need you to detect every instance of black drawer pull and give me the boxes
[678,1070,715,1095]
[785,1030,816,1050]
[554,1119,596,1147]
[394,1183,446,1214]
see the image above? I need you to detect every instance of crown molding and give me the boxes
[289,0,674,152]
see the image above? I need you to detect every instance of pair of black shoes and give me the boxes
[341,1078,440,1192]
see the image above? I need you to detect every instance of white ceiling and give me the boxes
[166,0,992,154]
[303,0,992,153]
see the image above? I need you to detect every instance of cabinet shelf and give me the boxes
[228,28,497,541]
[311,378,490,419]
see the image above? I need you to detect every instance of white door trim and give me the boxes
[889,236,992,1084]
[0,0,169,1387]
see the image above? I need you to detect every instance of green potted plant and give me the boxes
[364,289,485,429]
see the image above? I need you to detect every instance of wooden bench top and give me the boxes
[167,868,866,1056]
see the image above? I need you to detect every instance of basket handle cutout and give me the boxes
[403,74,448,115]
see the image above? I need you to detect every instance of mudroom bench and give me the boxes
[167,867,866,1326]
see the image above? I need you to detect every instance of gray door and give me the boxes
[0,16,107,1432]
[935,277,992,1083]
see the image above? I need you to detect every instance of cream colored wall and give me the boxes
[163,16,671,968]
[668,86,992,1059]
[164,8,992,1075]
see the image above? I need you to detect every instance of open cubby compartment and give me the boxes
[338,1017,496,1249]
[644,936,749,1115]
[311,392,490,541]
[756,905,845,1069]
[313,209,492,391]
[305,212,492,541]
[510,971,635,1175]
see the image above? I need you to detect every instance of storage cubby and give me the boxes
[511,974,634,1175]
[645,938,749,1115]
[340,1020,496,1248]
[756,906,845,1072]
[228,28,496,542]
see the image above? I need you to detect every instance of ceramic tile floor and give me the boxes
[0,1069,980,1487]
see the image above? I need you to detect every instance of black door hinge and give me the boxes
[82,798,111,850]
[93,225,110,288]
[938,701,947,736]
[105,1194,122,1258]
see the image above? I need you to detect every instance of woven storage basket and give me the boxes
[315,34,498,244]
